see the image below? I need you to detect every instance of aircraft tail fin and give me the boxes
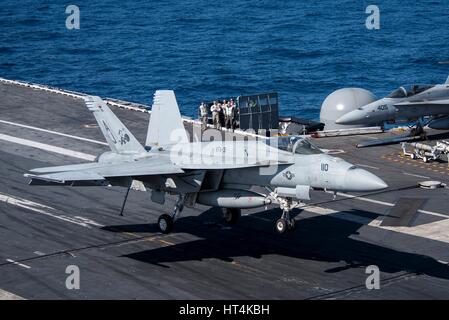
[84,96,145,154]
[446,75,449,84]
[146,90,188,148]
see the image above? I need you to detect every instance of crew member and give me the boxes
[224,99,235,130]
[222,99,228,109]
[210,101,221,129]
[221,100,228,129]
[198,101,208,131]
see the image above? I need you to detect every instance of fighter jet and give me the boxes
[24,91,387,234]
[335,76,449,129]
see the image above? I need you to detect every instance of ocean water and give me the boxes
[1,0,449,120]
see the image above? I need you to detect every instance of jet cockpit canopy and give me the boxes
[387,84,434,99]
[268,136,323,155]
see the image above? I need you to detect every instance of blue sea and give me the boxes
[1,0,449,120]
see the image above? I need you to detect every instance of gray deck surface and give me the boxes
[1,81,449,299]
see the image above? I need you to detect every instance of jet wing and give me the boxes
[393,99,449,118]
[179,159,294,170]
[26,171,106,185]
[25,156,184,185]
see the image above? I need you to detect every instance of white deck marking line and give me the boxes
[0,288,25,300]
[0,119,108,146]
[5,259,31,269]
[380,219,449,244]
[402,172,431,179]
[248,204,449,244]
[303,205,449,245]
[72,216,105,227]
[332,192,448,219]
[0,192,104,228]
[355,163,379,170]
[0,133,96,161]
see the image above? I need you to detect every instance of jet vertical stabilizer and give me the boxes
[146,90,189,148]
[84,96,145,154]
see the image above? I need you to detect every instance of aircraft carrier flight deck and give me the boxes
[1,80,449,300]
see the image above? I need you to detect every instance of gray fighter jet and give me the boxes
[336,76,449,129]
[25,91,387,234]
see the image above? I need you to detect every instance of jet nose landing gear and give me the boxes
[275,210,296,234]
[267,190,301,234]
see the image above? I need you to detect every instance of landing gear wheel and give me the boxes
[288,218,296,230]
[276,219,288,234]
[423,156,428,163]
[158,214,174,234]
[222,208,241,224]
[411,153,416,160]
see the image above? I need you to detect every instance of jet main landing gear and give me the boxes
[158,195,185,234]
[222,208,241,224]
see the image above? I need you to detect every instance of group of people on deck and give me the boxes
[198,99,236,131]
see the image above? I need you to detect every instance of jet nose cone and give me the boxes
[335,110,364,125]
[344,167,388,192]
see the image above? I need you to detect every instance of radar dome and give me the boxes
[320,88,376,130]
